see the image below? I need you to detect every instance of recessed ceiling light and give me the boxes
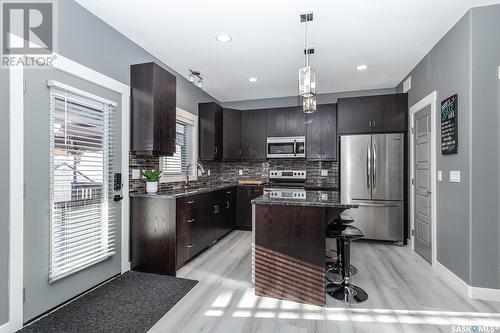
[248,77,258,83]
[355,64,369,71]
[216,33,232,43]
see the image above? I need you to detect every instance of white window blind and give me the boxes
[49,87,116,283]
[160,121,195,176]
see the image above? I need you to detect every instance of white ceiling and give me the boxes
[76,0,500,102]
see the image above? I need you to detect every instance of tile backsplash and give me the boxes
[129,154,338,193]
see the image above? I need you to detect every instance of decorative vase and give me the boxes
[146,181,158,194]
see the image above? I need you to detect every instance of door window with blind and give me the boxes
[160,109,198,182]
[49,85,117,283]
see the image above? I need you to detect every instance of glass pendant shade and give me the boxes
[303,95,317,114]
[299,66,316,97]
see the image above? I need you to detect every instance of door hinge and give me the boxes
[23,79,27,94]
[411,229,415,236]
[411,178,415,186]
[23,288,26,303]
[410,127,415,135]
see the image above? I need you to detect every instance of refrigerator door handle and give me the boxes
[367,144,371,189]
[352,201,402,208]
[372,142,377,189]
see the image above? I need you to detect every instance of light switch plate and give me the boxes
[239,169,243,176]
[437,170,443,182]
[207,169,211,176]
[450,170,461,183]
[320,169,328,176]
[132,169,141,180]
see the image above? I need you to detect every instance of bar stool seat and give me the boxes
[325,215,358,280]
[326,225,368,304]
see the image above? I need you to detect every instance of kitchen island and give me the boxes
[251,191,357,306]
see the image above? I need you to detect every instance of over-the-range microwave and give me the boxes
[266,136,306,158]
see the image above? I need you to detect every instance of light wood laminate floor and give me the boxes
[150,231,500,333]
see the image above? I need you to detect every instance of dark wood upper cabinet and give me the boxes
[267,106,306,137]
[241,109,267,160]
[199,102,223,160]
[306,104,337,161]
[222,108,241,160]
[131,62,177,156]
[337,93,408,135]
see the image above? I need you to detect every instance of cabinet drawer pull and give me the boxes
[187,200,195,204]
[226,191,232,194]
[187,244,195,248]
[213,205,219,214]
[226,201,230,209]
[187,219,196,223]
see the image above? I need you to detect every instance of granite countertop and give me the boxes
[251,190,357,209]
[129,183,239,199]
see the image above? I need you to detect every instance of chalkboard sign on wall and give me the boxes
[441,94,458,154]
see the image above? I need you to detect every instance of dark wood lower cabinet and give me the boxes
[237,186,263,229]
[131,187,240,276]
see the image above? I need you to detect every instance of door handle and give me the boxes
[372,143,377,189]
[352,201,402,208]
[113,195,123,202]
[367,144,371,189]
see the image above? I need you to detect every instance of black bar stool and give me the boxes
[325,214,357,283]
[326,224,368,304]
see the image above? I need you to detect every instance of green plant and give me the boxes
[140,169,162,182]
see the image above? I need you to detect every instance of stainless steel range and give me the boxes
[264,170,307,198]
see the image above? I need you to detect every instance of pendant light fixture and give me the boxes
[298,12,316,113]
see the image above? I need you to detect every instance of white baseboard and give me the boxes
[0,322,10,333]
[435,261,500,302]
[469,285,500,302]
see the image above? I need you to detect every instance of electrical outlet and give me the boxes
[437,170,443,182]
[320,170,328,176]
[132,169,141,180]
[450,170,461,183]
[239,169,243,176]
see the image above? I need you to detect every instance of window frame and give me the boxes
[159,108,198,183]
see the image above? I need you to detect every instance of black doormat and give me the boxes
[19,271,198,333]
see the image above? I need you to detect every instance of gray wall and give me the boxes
[58,0,219,115]
[397,4,500,289]
[222,88,396,110]
[397,13,472,283]
[469,5,500,289]
[0,69,9,325]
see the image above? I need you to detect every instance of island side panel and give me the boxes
[254,204,326,306]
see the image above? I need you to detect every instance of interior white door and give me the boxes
[414,106,432,263]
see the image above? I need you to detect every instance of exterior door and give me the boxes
[414,106,432,263]
[340,135,372,201]
[23,68,122,321]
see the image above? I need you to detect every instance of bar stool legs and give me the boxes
[327,238,368,304]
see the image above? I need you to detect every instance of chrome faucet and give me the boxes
[184,162,205,188]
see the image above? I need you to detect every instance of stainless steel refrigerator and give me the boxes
[340,134,404,244]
